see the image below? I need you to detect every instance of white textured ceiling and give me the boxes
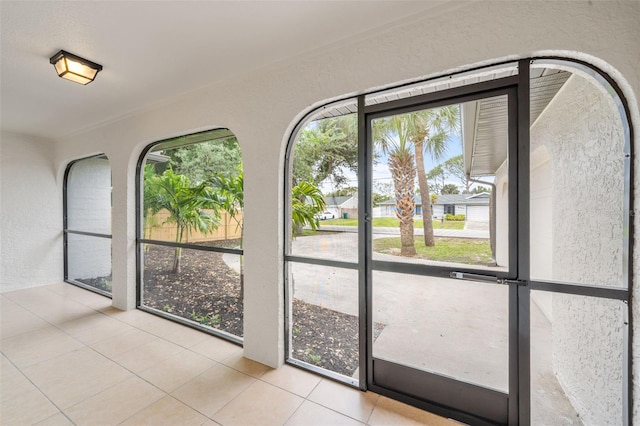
[0,1,443,140]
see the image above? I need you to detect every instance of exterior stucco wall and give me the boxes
[0,2,634,412]
[531,74,626,424]
[65,157,112,280]
[0,131,63,291]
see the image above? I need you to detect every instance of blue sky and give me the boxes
[320,134,463,195]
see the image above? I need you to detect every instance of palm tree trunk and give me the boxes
[414,141,435,246]
[173,226,183,274]
[389,153,417,257]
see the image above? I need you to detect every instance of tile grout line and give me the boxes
[6,285,390,426]
[1,351,78,425]
[3,285,169,424]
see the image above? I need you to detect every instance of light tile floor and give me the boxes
[1,283,458,425]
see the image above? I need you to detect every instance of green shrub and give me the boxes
[445,214,466,221]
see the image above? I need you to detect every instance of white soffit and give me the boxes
[463,69,571,177]
[311,66,571,179]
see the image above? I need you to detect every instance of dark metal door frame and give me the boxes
[359,65,528,425]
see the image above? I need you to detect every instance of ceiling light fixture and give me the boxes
[49,50,103,85]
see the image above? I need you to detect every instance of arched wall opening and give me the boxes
[136,128,245,344]
[63,154,113,297]
[282,56,634,425]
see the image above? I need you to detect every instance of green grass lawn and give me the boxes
[322,217,465,230]
[373,237,492,265]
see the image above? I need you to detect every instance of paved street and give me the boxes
[317,222,489,239]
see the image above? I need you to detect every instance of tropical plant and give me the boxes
[373,115,417,256]
[209,169,245,297]
[209,169,244,232]
[407,106,459,246]
[146,168,221,273]
[291,181,326,236]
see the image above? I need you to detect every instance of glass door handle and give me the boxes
[450,271,500,283]
[450,272,527,286]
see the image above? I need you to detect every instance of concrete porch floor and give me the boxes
[1,283,458,426]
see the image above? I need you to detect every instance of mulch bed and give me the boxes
[124,240,379,376]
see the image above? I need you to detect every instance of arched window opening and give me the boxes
[137,128,244,343]
[64,154,113,296]
[527,59,630,425]
[283,57,633,424]
[285,100,360,383]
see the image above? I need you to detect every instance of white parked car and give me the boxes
[316,211,335,220]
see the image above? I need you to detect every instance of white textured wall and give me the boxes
[0,131,63,291]
[66,157,111,280]
[0,1,633,403]
[532,74,626,425]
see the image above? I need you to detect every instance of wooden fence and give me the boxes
[144,209,243,243]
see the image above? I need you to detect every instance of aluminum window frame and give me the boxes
[63,154,113,298]
[135,128,244,346]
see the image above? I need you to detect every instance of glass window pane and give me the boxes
[287,113,358,263]
[371,96,508,273]
[288,262,358,380]
[531,290,626,424]
[372,271,509,392]
[141,244,243,338]
[143,135,243,250]
[67,233,112,294]
[139,129,244,340]
[529,65,626,287]
[66,156,111,235]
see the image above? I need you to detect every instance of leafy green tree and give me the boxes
[373,193,393,207]
[427,164,446,195]
[292,115,357,187]
[441,183,460,195]
[143,164,162,239]
[325,186,357,198]
[373,116,417,256]
[168,138,242,183]
[291,181,326,236]
[146,168,221,273]
[407,106,459,247]
[471,185,491,194]
[443,154,472,193]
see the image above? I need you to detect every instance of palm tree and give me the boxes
[146,168,221,274]
[407,106,459,246]
[209,170,244,296]
[209,169,243,234]
[373,115,417,256]
[291,181,326,237]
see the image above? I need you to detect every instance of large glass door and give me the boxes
[364,87,519,424]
